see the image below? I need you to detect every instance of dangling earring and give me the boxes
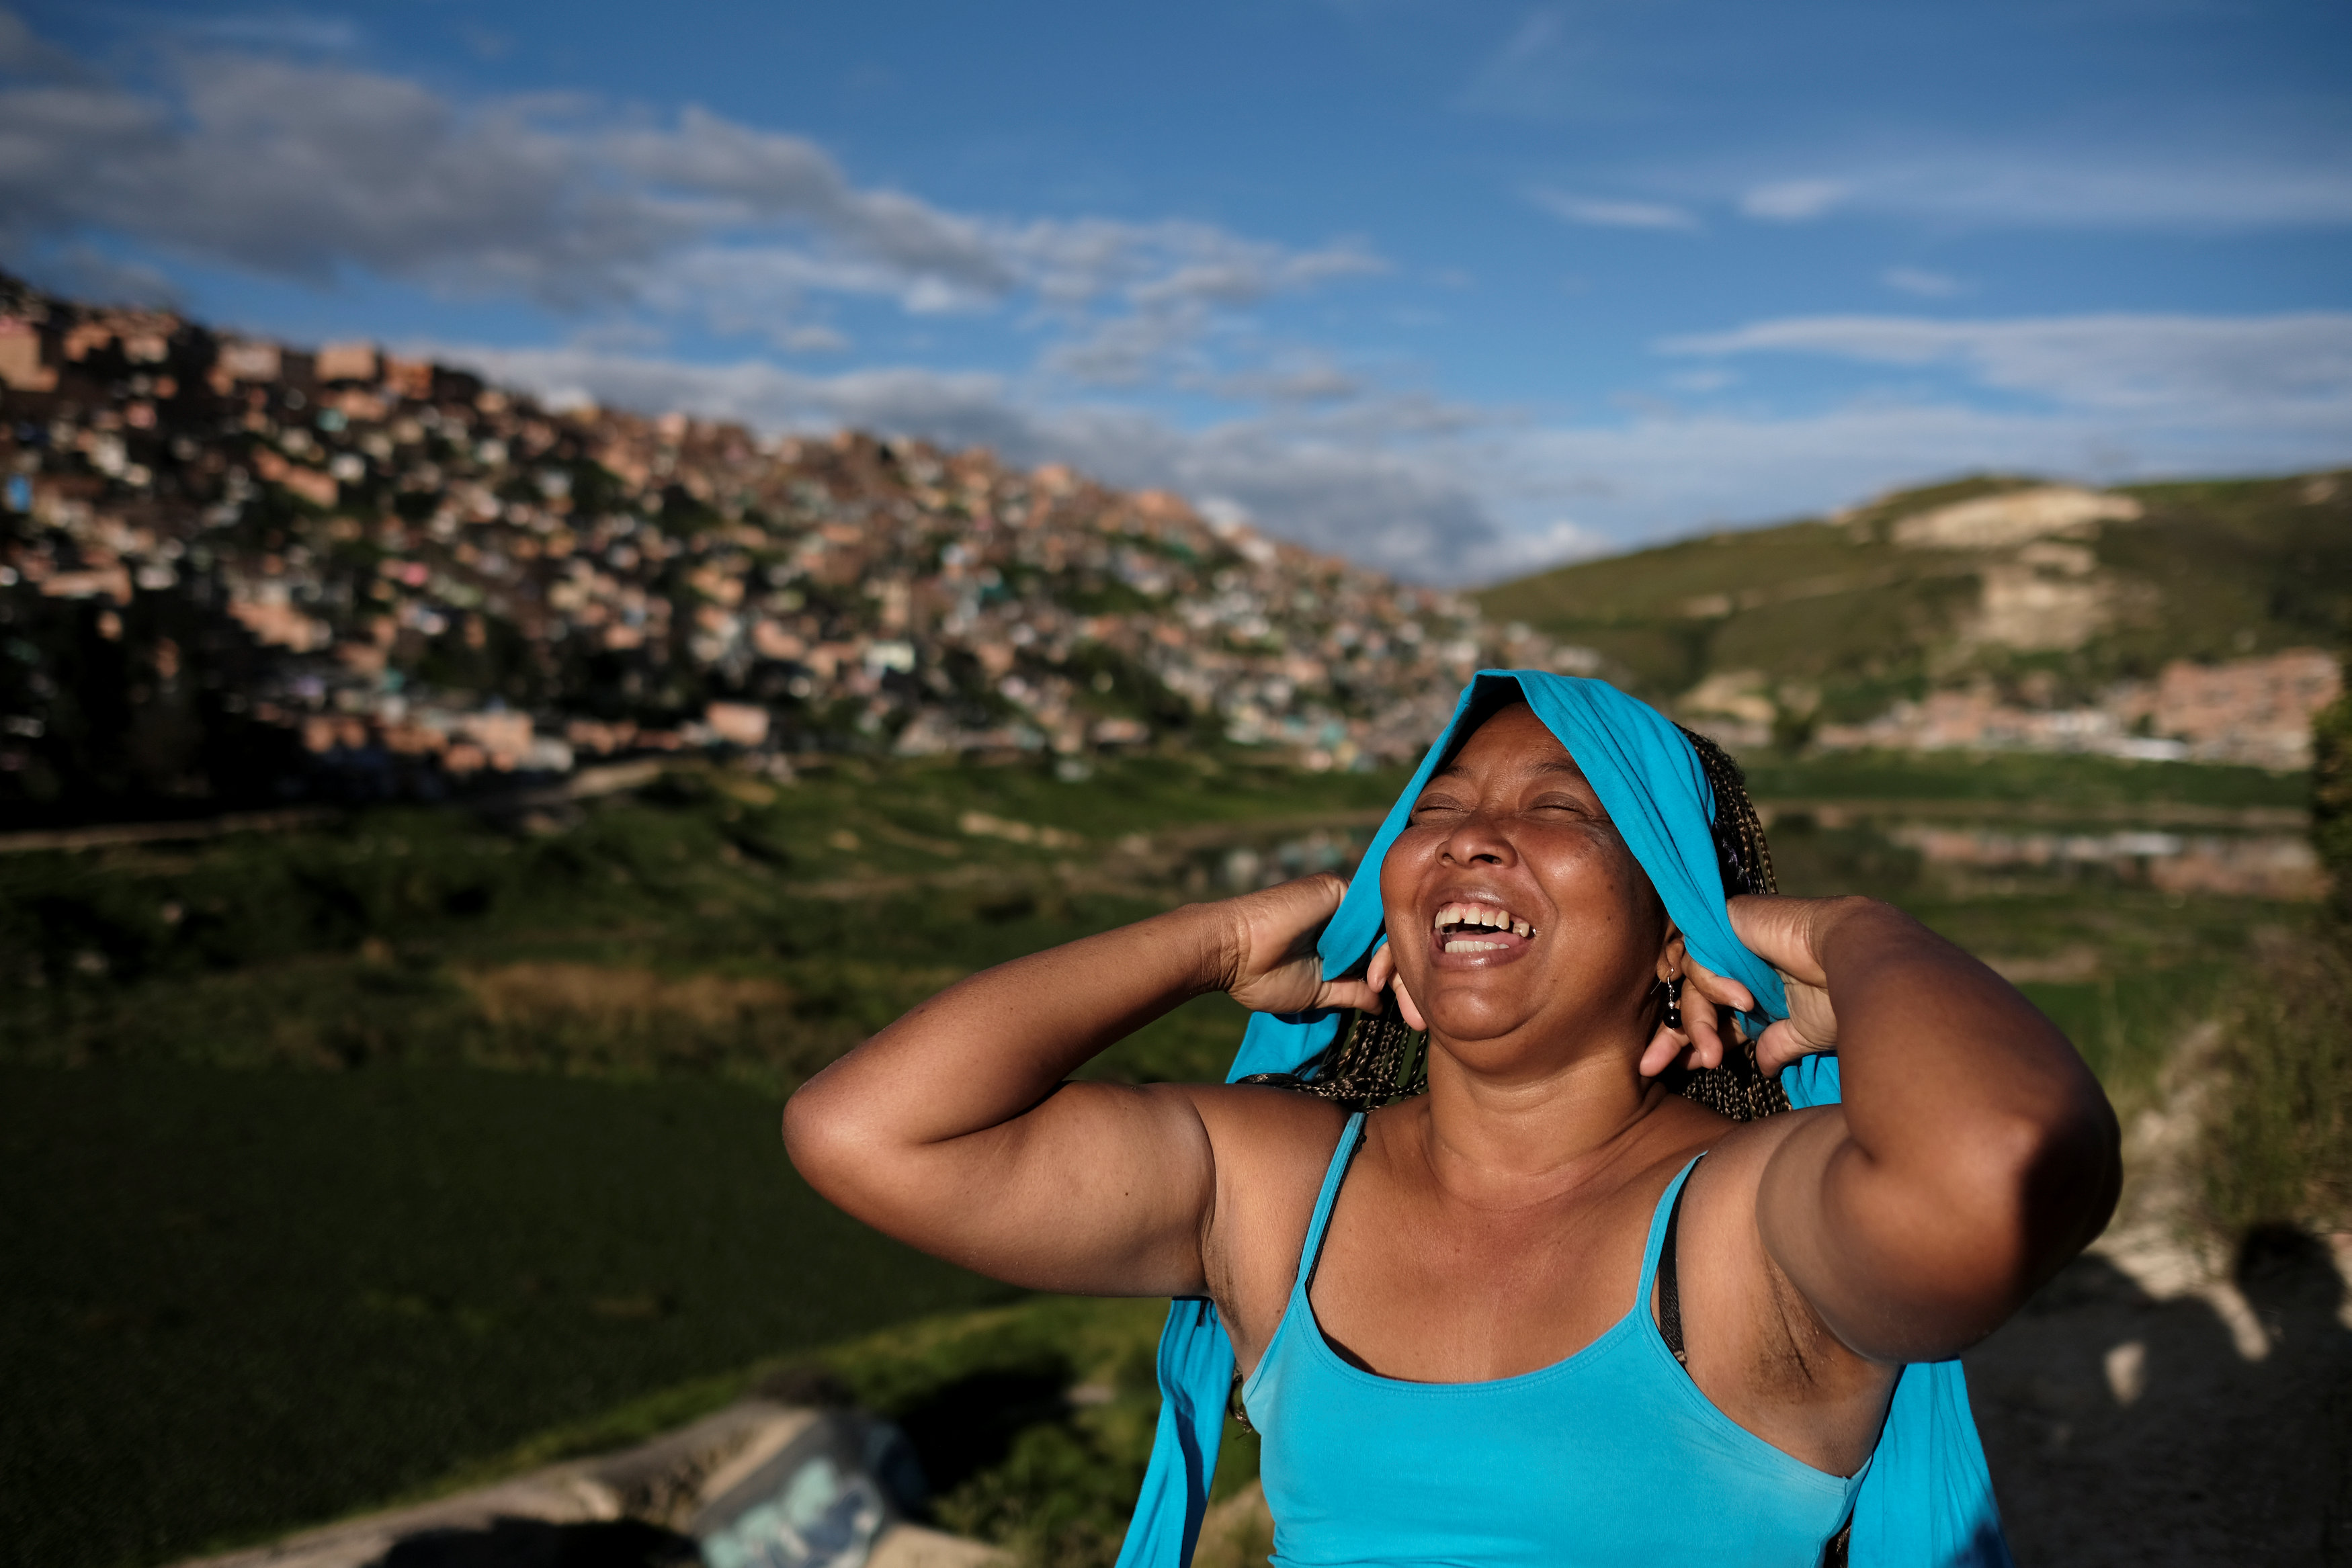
[1661,974,1685,1033]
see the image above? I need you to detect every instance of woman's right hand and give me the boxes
[1219,873,1390,1016]
[787,875,1378,1301]
[1674,894,1855,1075]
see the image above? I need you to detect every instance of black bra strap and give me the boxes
[1657,1170,1854,1565]
[1656,1176,1691,1367]
[1302,1118,1370,1297]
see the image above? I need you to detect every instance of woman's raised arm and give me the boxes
[1691,895,2122,1364]
[782,874,1381,1297]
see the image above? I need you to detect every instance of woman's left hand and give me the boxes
[1644,894,1858,1078]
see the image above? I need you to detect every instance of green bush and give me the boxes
[2201,932,2352,1235]
[2312,660,2352,916]
[2195,662,2351,1239]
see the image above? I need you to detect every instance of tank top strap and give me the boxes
[1294,1110,1369,1292]
[1637,1153,1706,1297]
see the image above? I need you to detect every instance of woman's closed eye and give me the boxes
[1411,789,1593,822]
[1526,791,1595,817]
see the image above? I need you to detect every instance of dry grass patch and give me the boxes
[464,963,796,1031]
[457,962,826,1083]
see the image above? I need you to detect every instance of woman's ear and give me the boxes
[1392,972,1427,1033]
[1656,922,1688,984]
[1366,939,1429,1032]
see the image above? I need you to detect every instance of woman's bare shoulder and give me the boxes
[1715,1098,1839,1145]
[1161,1084,1355,1354]
[1673,1101,1856,1346]
[1175,1080,1355,1181]
[1685,1100,1841,1187]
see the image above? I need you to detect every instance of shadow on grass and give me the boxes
[380,1518,700,1568]
[894,1364,1077,1497]
[1965,1233,2351,1565]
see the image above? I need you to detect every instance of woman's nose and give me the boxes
[1439,808,1515,865]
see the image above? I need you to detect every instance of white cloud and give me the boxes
[0,8,85,76]
[13,243,180,306]
[0,58,657,304]
[1888,156,2352,230]
[0,20,1380,376]
[1218,357,1363,405]
[1738,179,1848,222]
[1707,150,2352,232]
[0,54,1013,308]
[1012,226,1380,388]
[1528,188,1700,232]
[1042,307,1209,388]
[779,323,850,353]
[599,105,1015,294]
[171,11,366,52]
[1881,265,1967,298]
[1456,9,1570,118]
[1664,310,2352,416]
[996,218,1381,324]
[1453,518,1616,582]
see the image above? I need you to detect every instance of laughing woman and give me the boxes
[784,672,2119,1567]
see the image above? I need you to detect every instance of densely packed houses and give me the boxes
[1809,649,2341,771]
[0,276,1579,810]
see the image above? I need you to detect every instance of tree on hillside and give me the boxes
[2312,657,2352,920]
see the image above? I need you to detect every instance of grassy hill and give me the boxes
[1476,470,2352,730]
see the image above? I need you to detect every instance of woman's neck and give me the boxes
[1400,1039,1679,1211]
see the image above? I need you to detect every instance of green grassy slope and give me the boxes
[0,1066,1017,1568]
[1476,470,2352,722]
[0,752,1396,1088]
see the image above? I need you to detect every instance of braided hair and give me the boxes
[1669,726,1791,1122]
[1241,720,1788,1123]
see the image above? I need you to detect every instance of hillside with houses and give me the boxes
[0,275,1573,825]
[4,272,2345,832]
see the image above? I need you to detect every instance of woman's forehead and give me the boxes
[1433,703,1589,783]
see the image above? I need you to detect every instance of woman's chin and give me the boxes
[1419,995,1550,1053]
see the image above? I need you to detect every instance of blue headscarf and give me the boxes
[1114,671,2011,1568]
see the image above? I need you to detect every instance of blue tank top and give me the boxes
[1242,1113,1868,1568]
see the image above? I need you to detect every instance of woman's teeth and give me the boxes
[1434,902,1535,953]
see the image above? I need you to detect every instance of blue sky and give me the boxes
[5,1,2348,581]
